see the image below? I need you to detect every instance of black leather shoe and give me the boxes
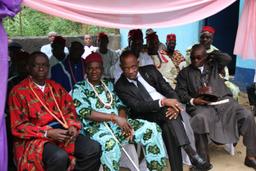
[244,158,256,170]
[190,154,213,170]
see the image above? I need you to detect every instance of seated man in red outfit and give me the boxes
[8,51,101,171]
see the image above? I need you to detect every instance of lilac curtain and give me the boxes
[234,0,256,59]
[23,0,236,28]
[0,0,21,170]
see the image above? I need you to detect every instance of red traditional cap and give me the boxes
[84,52,103,65]
[128,29,143,40]
[52,36,66,46]
[201,26,215,34]
[98,32,108,40]
[166,34,176,42]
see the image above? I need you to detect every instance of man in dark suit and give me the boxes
[115,50,212,171]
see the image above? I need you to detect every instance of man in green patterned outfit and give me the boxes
[72,52,167,171]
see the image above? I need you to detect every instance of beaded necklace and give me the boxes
[87,79,113,109]
[29,79,68,129]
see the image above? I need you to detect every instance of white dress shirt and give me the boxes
[127,73,165,107]
[34,82,46,92]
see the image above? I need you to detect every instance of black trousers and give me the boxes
[43,134,101,171]
[142,108,190,171]
[159,114,190,171]
[247,83,256,106]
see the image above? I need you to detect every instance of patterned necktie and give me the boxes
[135,78,153,101]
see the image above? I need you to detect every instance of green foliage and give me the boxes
[3,6,116,37]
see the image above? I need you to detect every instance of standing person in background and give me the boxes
[51,41,85,92]
[165,34,187,71]
[185,26,218,64]
[146,32,179,89]
[145,28,166,52]
[82,34,97,59]
[114,29,154,82]
[96,32,118,80]
[49,36,67,69]
[40,31,69,58]
[146,32,186,89]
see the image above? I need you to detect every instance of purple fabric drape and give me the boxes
[0,0,21,170]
